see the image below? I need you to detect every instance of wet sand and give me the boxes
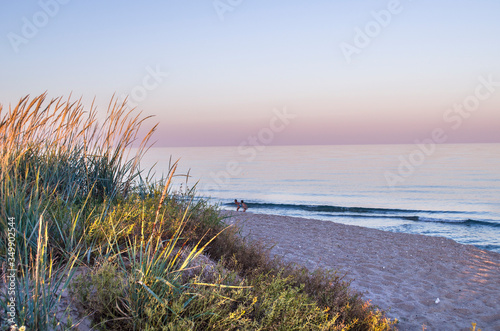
[221,211,500,331]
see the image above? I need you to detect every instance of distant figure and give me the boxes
[240,200,248,212]
[234,199,241,211]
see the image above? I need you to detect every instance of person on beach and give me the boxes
[234,199,241,211]
[240,200,248,212]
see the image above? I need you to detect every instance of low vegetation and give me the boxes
[0,94,396,330]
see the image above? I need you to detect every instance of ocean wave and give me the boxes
[418,218,500,228]
[225,202,447,214]
[222,202,500,227]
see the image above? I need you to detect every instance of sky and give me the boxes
[1,0,499,147]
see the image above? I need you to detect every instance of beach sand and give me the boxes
[221,211,500,331]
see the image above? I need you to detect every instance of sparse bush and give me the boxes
[71,260,127,328]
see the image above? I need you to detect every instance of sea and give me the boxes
[139,143,500,253]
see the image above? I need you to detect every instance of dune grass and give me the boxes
[0,94,396,330]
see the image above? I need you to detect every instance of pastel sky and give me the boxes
[1,0,499,146]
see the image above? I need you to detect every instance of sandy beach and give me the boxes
[221,211,500,331]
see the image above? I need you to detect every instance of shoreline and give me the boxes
[221,211,500,331]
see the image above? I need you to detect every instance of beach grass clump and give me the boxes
[0,94,395,330]
[0,93,155,329]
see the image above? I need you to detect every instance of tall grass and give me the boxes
[0,94,156,202]
[0,93,156,329]
[1,93,156,252]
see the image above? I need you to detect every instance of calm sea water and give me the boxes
[140,144,500,253]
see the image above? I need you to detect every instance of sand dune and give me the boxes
[221,211,500,331]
